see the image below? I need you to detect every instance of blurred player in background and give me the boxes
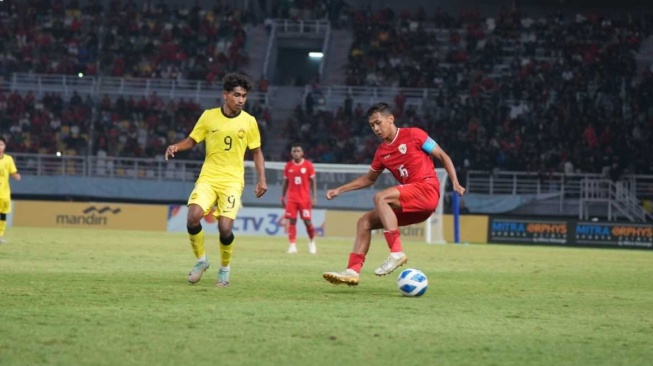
[165,73,268,287]
[323,102,465,286]
[281,143,318,254]
[0,137,21,243]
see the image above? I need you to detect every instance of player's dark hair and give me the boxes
[291,143,303,150]
[223,73,253,92]
[0,137,5,144]
[366,102,393,117]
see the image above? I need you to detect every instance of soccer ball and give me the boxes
[397,268,428,297]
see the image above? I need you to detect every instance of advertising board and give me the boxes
[13,201,167,231]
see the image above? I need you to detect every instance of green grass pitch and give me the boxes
[1,227,652,366]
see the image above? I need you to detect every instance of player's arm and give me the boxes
[251,147,268,198]
[326,169,381,200]
[10,161,20,181]
[430,145,465,196]
[310,174,317,205]
[280,177,288,207]
[165,137,197,160]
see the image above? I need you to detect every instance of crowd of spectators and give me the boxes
[328,6,653,175]
[0,0,251,83]
[0,0,270,168]
[0,90,270,166]
[1,0,653,177]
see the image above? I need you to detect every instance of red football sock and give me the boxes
[347,252,366,273]
[288,223,297,243]
[383,230,403,253]
[306,224,315,240]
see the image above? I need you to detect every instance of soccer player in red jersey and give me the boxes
[281,144,318,254]
[323,102,465,286]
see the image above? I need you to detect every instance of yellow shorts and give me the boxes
[0,197,11,214]
[188,181,243,220]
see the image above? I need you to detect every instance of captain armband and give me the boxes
[421,137,438,154]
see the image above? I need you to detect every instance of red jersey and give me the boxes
[283,159,315,203]
[371,128,438,185]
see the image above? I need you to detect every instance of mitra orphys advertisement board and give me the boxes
[573,221,652,249]
[488,216,652,249]
[488,217,570,245]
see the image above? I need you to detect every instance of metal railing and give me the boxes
[273,19,330,34]
[14,153,202,182]
[317,85,436,112]
[14,154,653,199]
[466,170,605,196]
[580,179,650,222]
[9,73,269,108]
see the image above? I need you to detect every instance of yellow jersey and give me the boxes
[0,154,17,198]
[189,107,261,186]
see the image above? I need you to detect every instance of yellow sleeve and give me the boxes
[246,116,262,150]
[189,110,209,143]
[8,156,17,174]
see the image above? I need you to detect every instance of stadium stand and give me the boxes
[1,0,652,178]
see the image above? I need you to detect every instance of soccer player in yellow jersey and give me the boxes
[164,73,268,287]
[0,137,21,243]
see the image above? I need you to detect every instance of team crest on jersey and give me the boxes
[237,128,245,139]
[398,144,407,154]
[301,168,306,174]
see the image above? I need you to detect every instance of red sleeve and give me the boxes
[283,162,290,179]
[308,161,315,177]
[411,128,429,146]
[370,150,384,171]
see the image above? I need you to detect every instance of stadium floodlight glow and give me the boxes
[308,52,323,59]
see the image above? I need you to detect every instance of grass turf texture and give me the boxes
[1,227,652,366]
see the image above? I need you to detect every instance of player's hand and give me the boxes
[453,183,466,196]
[326,189,339,200]
[165,145,178,160]
[312,197,317,206]
[255,181,268,198]
[13,173,21,181]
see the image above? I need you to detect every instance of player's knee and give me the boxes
[356,216,373,232]
[303,220,312,227]
[187,223,202,235]
[220,233,235,246]
[186,205,204,227]
[372,191,390,206]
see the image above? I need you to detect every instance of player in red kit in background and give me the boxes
[323,102,465,286]
[281,144,318,254]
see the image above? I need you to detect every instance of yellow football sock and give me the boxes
[189,229,205,259]
[0,220,6,237]
[220,242,233,267]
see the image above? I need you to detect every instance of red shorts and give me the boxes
[394,179,440,226]
[284,200,312,220]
